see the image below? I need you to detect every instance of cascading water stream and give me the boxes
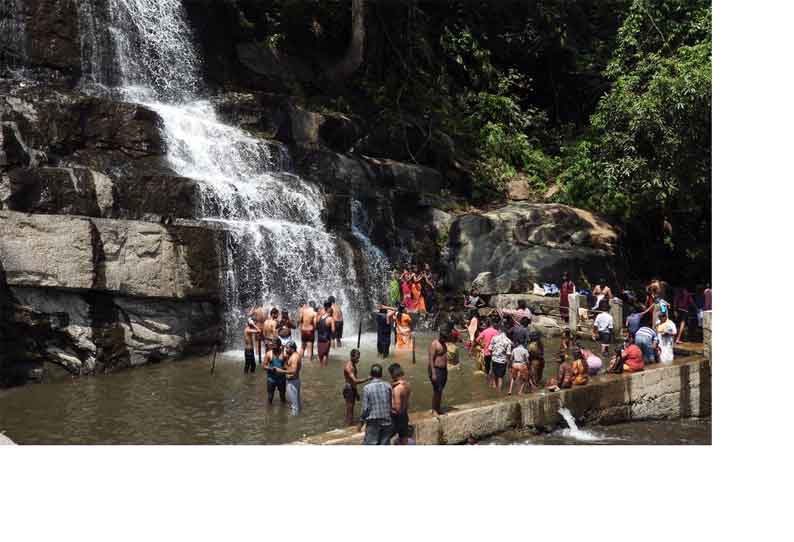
[76,0,389,341]
[557,407,607,442]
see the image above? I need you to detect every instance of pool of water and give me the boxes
[0,331,594,444]
[482,417,712,445]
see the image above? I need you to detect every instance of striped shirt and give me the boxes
[360,379,392,422]
[635,326,658,343]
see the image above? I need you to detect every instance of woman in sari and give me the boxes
[411,268,426,313]
[400,268,414,312]
[395,308,413,350]
[388,271,401,307]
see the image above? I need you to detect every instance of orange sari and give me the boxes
[411,280,426,313]
[396,313,413,350]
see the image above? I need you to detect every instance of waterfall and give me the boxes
[76,0,389,340]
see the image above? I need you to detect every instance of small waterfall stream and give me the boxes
[76,0,389,339]
[557,407,603,442]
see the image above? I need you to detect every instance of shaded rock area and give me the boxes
[448,203,619,294]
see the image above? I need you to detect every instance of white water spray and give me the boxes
[557,407,604,442]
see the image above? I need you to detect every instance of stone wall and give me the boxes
[301,356,711,445]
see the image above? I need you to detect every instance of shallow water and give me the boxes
[0,331,591,444]
[484,418,712,445]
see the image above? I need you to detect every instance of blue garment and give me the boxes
[635,327,658,363]
[267,355,286,385]
[626,313,642,336]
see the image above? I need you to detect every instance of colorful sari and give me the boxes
[411,279,426,313]
[396,313,413,350]
[401,281,414,311]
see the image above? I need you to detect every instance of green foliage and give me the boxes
[557,0,711,279]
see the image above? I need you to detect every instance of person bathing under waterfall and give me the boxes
[243,319,260,374]
[298,300,317,362]
[329,295,344,348]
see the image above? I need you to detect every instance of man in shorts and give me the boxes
[243,318,260,373]
[298,300,317,362]
[428,328,450,414]
[389,363,412,444]
[342,349,370,425]
[329,295,344,348]
[592,299,614,355]
[489,322,513,391]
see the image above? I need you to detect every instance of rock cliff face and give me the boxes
[0,0,622,386]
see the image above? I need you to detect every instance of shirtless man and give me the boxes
[248,306,267,362]
[329,295,344,348]
[298,301,317,362]
[262,307,279,350]
[389,363,412,444]
[428,328,449,415]
[272,340,302,415]
[243,318,260,374]
[342,349,370,425]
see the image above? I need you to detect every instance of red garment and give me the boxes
[560,280,576,306]
[704,288,712,311]
[623,344,644,372]
[478,327,499,356]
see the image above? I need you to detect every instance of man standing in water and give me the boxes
[272,340,302,415]
[428,328,449,415]
[298,301,317,362]
[263,307,280,349]
[316,301,336,367]
[264,341,287,404]
[489,322,513,391]
[342,349,370,425]
[560,272,576,323]
[358,363,393,445]
[248,306,267,362]
[329,295,344,348]
[243,318,260,373]
[389,363,412,444]
[375,305,396,358]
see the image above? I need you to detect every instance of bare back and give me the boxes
[300,308,316,331]
[332,303,343,322]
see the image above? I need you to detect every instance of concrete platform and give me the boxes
[298,353,711,445]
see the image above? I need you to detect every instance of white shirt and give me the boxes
[656,320,677,364]
[594,312,614,333]
[490,333,513,364]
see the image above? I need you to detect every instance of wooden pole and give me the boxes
[411,326,416,364]
[210,344,218,375]
[357,319,362,349]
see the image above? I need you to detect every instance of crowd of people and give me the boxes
[239,272,710,444]
[388,264,438,314]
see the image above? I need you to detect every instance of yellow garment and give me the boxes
[572,359,589,386]
[396,313,413,350]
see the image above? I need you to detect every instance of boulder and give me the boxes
[506,175,531,201]
[447,203,619,294]
[0,211,225,300]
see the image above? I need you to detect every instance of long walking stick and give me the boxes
[411,327,416,364]
[210,343,218,375]
[357,319,362,349]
